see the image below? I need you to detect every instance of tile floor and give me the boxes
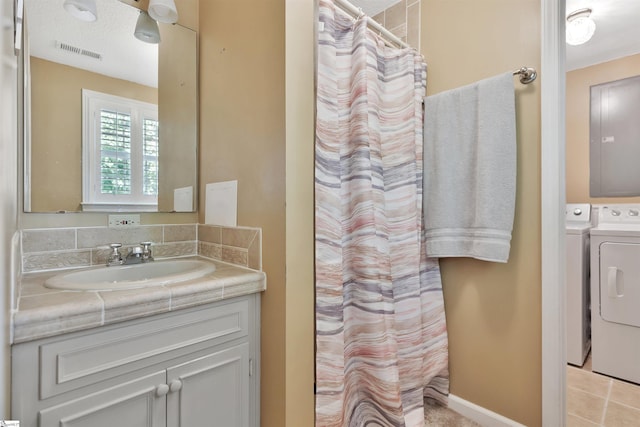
[424,351,640,426]
[567,353,640,426]
[424,400,480,426]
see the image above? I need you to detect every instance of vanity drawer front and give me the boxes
[39,298,249,400]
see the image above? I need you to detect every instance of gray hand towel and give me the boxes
[423,72,516,263]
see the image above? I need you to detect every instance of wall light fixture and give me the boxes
[134,10,161,44]
[63,0,97,22]
[148,0,178,24]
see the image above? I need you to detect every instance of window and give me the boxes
[82,89,159,211]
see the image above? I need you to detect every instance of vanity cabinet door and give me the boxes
[38,371,167,427]
[166,343,250,427]
[12,295,260,427]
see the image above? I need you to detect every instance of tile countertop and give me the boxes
[13,257,266,344]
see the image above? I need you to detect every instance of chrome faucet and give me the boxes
[125,246,144,264]
[106,243,124,267]
[107,242,154,266]
[124,242,154,264]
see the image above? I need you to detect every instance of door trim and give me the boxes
[541,0,566,425]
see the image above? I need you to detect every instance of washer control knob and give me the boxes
[611,209,621,217]
[630,209,639,217]
[573,208,582,216]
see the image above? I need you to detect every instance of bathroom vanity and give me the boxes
[11,258,264,427]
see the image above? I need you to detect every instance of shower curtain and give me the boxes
[315,1,449,426]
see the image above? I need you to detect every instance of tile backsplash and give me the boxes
[372,0,421,50]
[20,224,262,274]
[198,225,261,271]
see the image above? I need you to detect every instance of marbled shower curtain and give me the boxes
[315,1,450,426]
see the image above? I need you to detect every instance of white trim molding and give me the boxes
[448,394,527,427]
[541,0,566,425]
[80,202,158,213]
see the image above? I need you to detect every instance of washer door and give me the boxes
[600,242,640,327]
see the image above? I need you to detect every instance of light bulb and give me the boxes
[63,0,97,22]
[566,9,596,46]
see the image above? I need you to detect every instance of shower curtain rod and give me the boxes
[333,0,410,49]
[331,0,539,84]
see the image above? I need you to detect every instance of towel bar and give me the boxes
[513,67,537,84]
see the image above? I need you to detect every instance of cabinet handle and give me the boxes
[156,384,169,397]
[169,379,183,393]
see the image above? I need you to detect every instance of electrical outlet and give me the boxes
[108,214,141,228]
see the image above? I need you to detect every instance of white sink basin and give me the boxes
[44,260,216,291]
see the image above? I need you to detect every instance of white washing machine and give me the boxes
[590,205,640,384]
[566,203,592,367]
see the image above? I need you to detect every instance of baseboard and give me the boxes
[448,394,527,427]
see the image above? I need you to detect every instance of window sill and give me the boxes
[81,203,158,213]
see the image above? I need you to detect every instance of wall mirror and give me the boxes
[23,0,198,213]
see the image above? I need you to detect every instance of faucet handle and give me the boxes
[140,242,153,262]
[107,243,124,266]
[109,243,123,256]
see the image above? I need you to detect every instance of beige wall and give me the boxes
[422,1,542,426]
[29,58,157,212]
[566,54,640,204]
[198,1,288,426]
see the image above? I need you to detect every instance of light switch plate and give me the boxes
[108,214,141,228]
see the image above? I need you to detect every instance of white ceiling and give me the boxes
[566,0,640,71]
[25,0,158,88]
[352,0,640,72]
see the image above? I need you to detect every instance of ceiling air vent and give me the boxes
[55,41,102,60]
